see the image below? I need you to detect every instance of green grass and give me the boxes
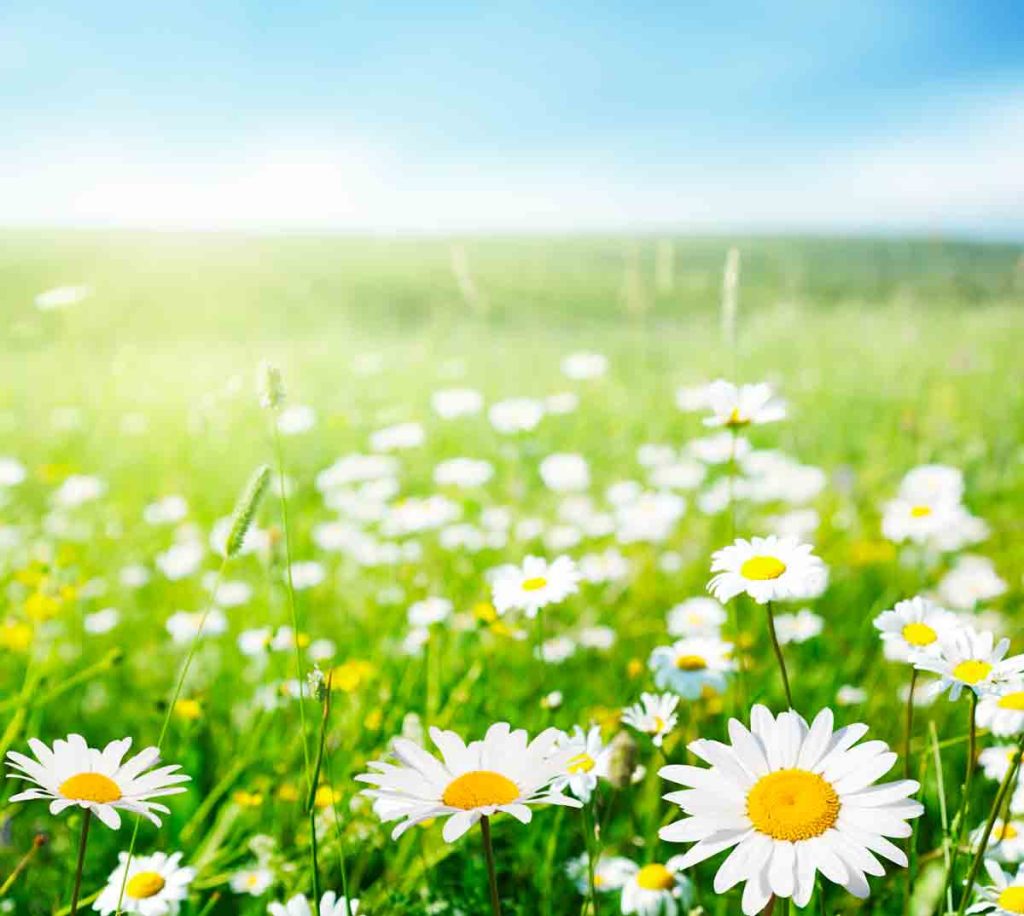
[0,231,1022,914]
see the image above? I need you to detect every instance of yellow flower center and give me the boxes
[567,753,596,774]
[58,772,122,804]
[747,769,840,841]
[998,692,1024,711]
[739,556,787,581]
[725,408,749,428]
[675,654,707,671]
[442,770,519,810]
[636,863,676,891]
[998,823,1019,840]
[901,622,938,647]
[909,505,932,518]
[997,887,1024,913]
[521,577,548,591]
[126,872,166,899]
[652,716,666,732]
[952,659,993,685]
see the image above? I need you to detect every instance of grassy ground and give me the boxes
[0,232,1022,914]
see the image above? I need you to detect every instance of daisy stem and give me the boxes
[929,720,954,916]
[69,809,91,916]
[764,601,793,709]
[760,895,776,915]
[581,802,600,915]
[943,690,978,908]
[480,815,503,916]
[954,732,1024,916]
[904,668,918,781]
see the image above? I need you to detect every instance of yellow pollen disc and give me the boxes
[901,622,938,647]
[909,505,932,518]
[521,576,548,592]
[58,772,122,804]
[126,872,166,899]
[652,716,665,732]
[442,770,519,810]
[567,753,596,774]
[636,863,676,891]
[747,769,840,841]
[675,654,707,671]
[594,874,605,887]
[740,556,787,581]
[1008,750,1022,763]
[725,408,749,428]
[952,659,993,685]
[997,887,1024,913]
[999,692,1024,711]
[998,823,1019,840]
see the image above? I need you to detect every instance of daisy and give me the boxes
[899,464,964,504]
[659,706,924,914]
[688,432,751,465]
[971,818,1024,863]
[913,628,1024,701]
[619,857,695,915]
[5,734,190,829]
[773,609,824,646]
[488,398,545,434]
[702,380,786,429]
[649,637,735,699]
[355,722,582,842]
[432,387,484,419]
[939,555,1008,610]
[708,536,826,604]
[964,860,1024,914]
[369,421,424,452]
[980,747,1024,784]
[407,597,453,628]
[229,866,273,896]
[268,892,361,916]
[622,693,679,747]
[979,683,1024,737]
[872,596,959,663]
[539,453,590,493]
[93,851,195,915]
[667,597,727,637]
[551,726,609,803]
[491,555,581,619]
[561,351,608,380]
[565,852,635,894]
[433,457,494,489]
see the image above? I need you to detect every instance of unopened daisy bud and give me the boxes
[258,362,286,410]
[606,731,638,789]
[226,464,271,558]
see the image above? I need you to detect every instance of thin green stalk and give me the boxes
[955,732,1024,916]
[69,810,91,916]
[929,720,954,916]
[764,600,793,709]
[580,802,600,916]
[480,816,502,916]
[904,668,918,780]
[324,742,354,916]
[305,673,334,904]
[0,834,46,895]
[942,691,978,911]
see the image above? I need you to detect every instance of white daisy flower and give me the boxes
[355,722,582,842]
[289,561,326,590]
[565,852,635,894]
[614,491,685,544]
[229,865,273,896]
[980,746,1023,784]
[939,555,1008,610]
[545,392,579,414]
[369,422,424,452]
[5,734,190,829]
[552,726,609,803]
[702,380,786,429]
[688,432,751,465]
[708,536,827,604]
[433,458,494,489]
[578,548,630,584]
[277,404,317,435]
[649,637,735,699]
[538,635,577,664]
[913,628,1024,701]
[93,851,195,915]
[143,496,189,525]
[488,398,545,434]
[432,387,484,419]
[166,610,227,646]
[268,892,361,916]
[667,597,727,637]
[872,596,960,663]
[156,541,204,581]
[899,464,964,505]
[836,685,868,707]
[881,496,963,545]
[659,706,924,914]
[622,693,679,747]
[979,683,1024,737]
[971,819,1024,863]
[964,859,1024,914]
[561,351,608,380]
[539,453,590,493]
[491,555,581,619]
[773,609,824,645]
[619,857,695,915]
[407,597,453,628]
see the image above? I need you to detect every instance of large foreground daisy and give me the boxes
[5,735,190,829]
[93,851,195,915]
[708,536,826,605]
[659,706,923,914]
[356,722,581,842]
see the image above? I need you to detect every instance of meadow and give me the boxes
[0,231,1023,916]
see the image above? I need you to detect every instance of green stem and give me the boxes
[943,691,978,909]
[904,669,918,781]
[480,816,502,916]
[955,733,1024,916]
[69,810,91,916]
[764,601,793,709]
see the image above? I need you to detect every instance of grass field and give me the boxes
[1,232,1023,915]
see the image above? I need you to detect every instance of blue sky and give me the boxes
[2,1,1022,235]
